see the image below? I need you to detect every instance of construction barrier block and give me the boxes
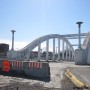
[10,60,23,73]
[28,62,42,69]
[0,60,2,69]
[23,61,50,78]
[1,60,50,78]
[11,61,23,68]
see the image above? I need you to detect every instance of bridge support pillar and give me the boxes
[69,46,71,60]
[73,53,75,60]
[62,40,64,60]
[53,38,55,61]
[46,39,49,61]
[58,38,60,60]
[38,43,41,61]
[72,51,74,60]
[66,43,68,60]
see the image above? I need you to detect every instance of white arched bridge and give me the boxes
[7,34,76,61]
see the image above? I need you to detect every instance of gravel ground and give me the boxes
[0,74,84,90]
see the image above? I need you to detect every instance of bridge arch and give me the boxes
[8,34,75,61]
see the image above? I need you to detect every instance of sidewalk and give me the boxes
[65,66,90,89]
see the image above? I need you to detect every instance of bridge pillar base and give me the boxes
[75,49,87,65]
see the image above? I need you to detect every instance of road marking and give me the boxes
[65,68,88,88]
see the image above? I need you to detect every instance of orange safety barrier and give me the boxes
[2,60,10,72]
[12,61,23,68]
[29,62,42,69]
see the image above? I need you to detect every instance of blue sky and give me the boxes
[0,0,90,50]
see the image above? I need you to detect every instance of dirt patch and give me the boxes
[0,82,60,90]
[0,75,84,90]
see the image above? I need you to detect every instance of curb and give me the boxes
[65,68,88,88]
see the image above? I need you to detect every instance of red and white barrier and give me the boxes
[11,61,42,69]
[29,62,42,69]
[29,62,33,68]
[12,61,23,68]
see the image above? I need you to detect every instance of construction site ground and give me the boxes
[0,61,84,90]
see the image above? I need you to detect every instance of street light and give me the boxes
[11,30,16,50]
[76,21,83,49]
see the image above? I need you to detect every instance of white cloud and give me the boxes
[0,39,29,50]
[0,39,59,52]
[0,39,52,51]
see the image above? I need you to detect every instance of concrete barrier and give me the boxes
[23,61,50,78]
[0,60,2,69]
[0,60,50,78]
[10,60,23,73]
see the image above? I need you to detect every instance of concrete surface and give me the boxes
[1,61,89,90]
[66,66,90,89]
[0,61,78,90]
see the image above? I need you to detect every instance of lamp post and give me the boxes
[76,21,83,49]
[11,30,16,50]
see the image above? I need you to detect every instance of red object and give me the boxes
[2,60,10,72]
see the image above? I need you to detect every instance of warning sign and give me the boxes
[2,60,10,72]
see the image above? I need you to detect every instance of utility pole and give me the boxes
[76,21,83,49]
